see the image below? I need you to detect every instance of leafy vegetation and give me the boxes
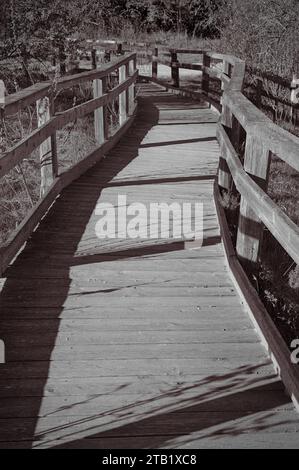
[0,0,298,341]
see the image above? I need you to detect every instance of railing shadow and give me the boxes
[0,85,290,449]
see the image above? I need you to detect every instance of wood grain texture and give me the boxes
[0,82,298,449]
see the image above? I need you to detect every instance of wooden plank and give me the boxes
[1,82,298,449]
[0,358,274,379]
[2,432,299,449]
[214,180,299,411]
[0,407,296,444]
[3,53,137,116]
[0,375,282,398]
[93,78,105,145]
[2,329,260,347]
[5,343,268,362]
[217,123,299,265]
[152,47,158,80]
[0,73,137,179]
[0,388,292,419]
[236,134,271,267]
[36,96,54,196]
[0,118,56,179]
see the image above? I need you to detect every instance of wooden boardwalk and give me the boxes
[0,82,298,448]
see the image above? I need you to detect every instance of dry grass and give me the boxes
[0,118,97,246]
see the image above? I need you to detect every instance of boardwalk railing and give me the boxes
[0,53,138,276]
[244,66,299,124]
[144,47,299,405]
[146,47,299,268]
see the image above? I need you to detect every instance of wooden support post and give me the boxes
[202,53,211,97]
[125,62,130,115]
[119,64,127,126]
[117,43,123,55]
[291,73,299,125]
[93,79,106,145]
[171,51,179,88]
[231,114,244,156]
[36,97,55,196]
[256,78,263,109]
[219,60,233,191]
[50,97,58,178]
[0,80,5,116]
[221,60,232,128]
[92,46,106,144]
[128,59,135,115]
[152,47,158,80]
[58,44,66,75]
[236,135,271,268]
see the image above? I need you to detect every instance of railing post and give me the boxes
[36,97,56,196]
[93,78,106,145]
[202,52,211,97]
[50,96,58,178]
[219,59,246,191]
[291,73,299,125]
[221,60,232,128]
[171,51,179,88]
[236,135,271,268]
[92,55,107,145]
[119,64,127,126]
[152,47,158,80]
[58,43,66,76]
[128,59,136,115]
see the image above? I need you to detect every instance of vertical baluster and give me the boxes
[152,47,158,80]
[202,52,211,97]
[128,59,135,115]
[92,48,107,145]
[0,80,5,116]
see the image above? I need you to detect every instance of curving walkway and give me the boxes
[0,82,298,448]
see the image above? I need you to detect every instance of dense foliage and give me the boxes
[0,1,220,59]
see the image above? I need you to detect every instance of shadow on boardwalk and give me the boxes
[0,85,295,449]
